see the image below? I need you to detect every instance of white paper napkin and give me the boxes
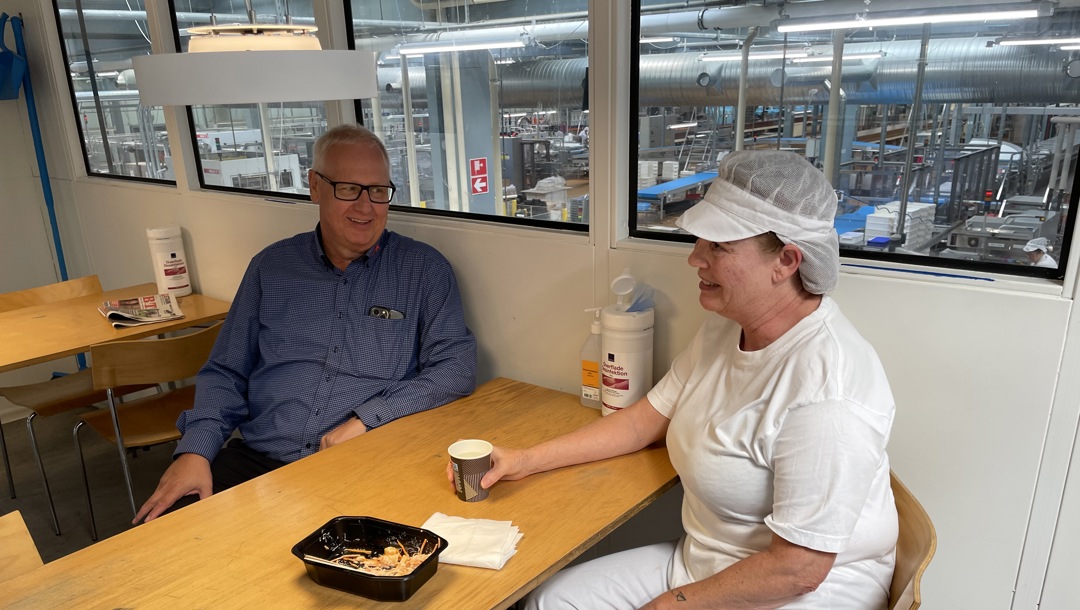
[421,512,523,570]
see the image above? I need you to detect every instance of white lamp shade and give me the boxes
[131,50,379,105]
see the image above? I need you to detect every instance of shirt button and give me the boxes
[325,375,331,381]
[315,409,320,415]
[343,278,348,285]
[332,346,338,353]
[306,443,312,449]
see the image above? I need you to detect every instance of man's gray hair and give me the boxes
[312,124,390,172]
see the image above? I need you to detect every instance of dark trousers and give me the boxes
[165,439,286,513]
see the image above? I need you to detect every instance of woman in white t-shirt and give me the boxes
[468,151,898,610]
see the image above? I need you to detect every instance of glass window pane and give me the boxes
[188,102,324,196]
[633,1,1077,277]
[172,1,327,198]
[349,0,590,227]
[54,2,172,182]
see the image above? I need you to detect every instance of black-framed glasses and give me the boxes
[314,171,396,203]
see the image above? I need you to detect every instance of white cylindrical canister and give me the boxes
[600,304,654,416]
[146,226,192,297]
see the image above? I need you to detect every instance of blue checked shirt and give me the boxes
[175,227,477,463]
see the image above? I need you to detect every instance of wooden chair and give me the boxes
[0,275,104,313]
[74,323,222,540]
[889,471,937,610]
[0,275,151,536]
[0,510,43,584]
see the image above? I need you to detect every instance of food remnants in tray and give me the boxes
[328,539,434,576]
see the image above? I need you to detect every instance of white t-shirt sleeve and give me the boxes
[764,398,890,554]
[648,324,704,419]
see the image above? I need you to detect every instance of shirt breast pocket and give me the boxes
[345,315,416,381]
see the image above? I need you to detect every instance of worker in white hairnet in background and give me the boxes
[1023,237,1058,269]
[470,151,899,609]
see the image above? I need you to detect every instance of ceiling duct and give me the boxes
[377,36,1080,110]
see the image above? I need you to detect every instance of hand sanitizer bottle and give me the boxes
[579,309,602,409]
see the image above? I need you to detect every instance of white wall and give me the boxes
[4,2,1080,609]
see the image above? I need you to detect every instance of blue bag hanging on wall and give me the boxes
[0,13,29,100]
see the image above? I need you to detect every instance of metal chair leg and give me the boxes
[26,413,61,535]
[106,391,138,520]
[73,420,98,542]
[0,418,14,498]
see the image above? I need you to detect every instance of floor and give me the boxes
[0,406,175,563]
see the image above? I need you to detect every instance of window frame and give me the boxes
[51,0,177,185]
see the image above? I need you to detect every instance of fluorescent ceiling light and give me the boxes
[700,51,803,62]
[504,112,527,117]
[791,52,886,63]
[398,37,526,56]
[667,121,699,130]
[776,4,1049,33]
[998,37,1080,46]
[494,58,515,64]
[1060,45,1080,50]
[186,23,320,52]
[639,37,676,44]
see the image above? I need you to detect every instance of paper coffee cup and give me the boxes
[448,439,493,502]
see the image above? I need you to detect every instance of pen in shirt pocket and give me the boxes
[368,305,404,320]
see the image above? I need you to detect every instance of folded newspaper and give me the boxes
[98,293,184,329]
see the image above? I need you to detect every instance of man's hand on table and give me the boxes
[320,416,367,450]
[134,453,212,524]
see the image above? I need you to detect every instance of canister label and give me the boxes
[153,251,190,292]
[601,349,652,414]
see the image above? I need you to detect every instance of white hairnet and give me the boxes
[1023,237,1049,253]
[676,150,840,294]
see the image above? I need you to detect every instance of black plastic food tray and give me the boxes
[292,516,448,602]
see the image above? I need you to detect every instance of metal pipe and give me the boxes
[896,25,933,247]
[735,27,758,152]
[1063,124,1076,195]
[877,105,888,170]
[473,37,1080,111]
[400,60,422,207]
[489,58,506,216]
[822,29,844,185]
[258,103,279,191]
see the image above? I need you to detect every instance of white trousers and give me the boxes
[523,540,680,610]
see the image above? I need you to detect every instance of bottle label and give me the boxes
[581,359,599,389]
[601,349,652,412]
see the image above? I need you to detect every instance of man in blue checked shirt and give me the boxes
[134,125,477,523]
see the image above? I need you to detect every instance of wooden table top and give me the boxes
[0,283,232,373]
[0,378,678,609]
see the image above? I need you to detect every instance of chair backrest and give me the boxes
[90,323,223,390]
[0,275,103,313]
[0,510,43,583]
[888,471,937,610]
